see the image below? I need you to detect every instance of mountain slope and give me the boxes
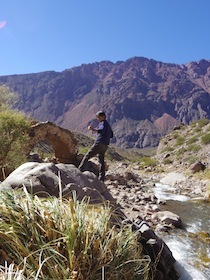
[155,118,210,170]
[0,57,210,148]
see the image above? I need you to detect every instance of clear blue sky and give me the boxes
[0,0,210,76]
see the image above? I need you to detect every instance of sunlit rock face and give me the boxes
[27,121,78,164]
[1,57,210,148]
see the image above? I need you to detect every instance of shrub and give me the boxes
[77,145,90,156]
[187,144,200,152]
[190,119,210,129]
[139,156,157,167]
[189,120,197,127]
[0,109,31,179]
[197,118,210,128]
[187,136,198,145]
[0,86,31,179]
[0,190,150,279]
[175,136,185,146]
[194,127,202,133]
[163,147,174,152]
[172,132,179,139]
[0,85,17,110]
[187,156,198,164]
[163,158,173,164]
[195,169,210,180]
[201,133,210,145]
[176,147,187,156]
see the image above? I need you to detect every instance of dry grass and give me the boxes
[0,188,150,279]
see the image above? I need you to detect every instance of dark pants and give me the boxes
[78,142,108,181]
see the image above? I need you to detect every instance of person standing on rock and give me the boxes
[78,111,113,181]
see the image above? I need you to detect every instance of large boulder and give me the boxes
[0,162,179,279]
[0,162,115,204]
[160,172,187,186]
[125,219,179,280]
[27,122,78,164]
[191,161,206,173]
[152,211,182,228]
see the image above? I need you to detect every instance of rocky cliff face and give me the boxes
[1,57,210,148]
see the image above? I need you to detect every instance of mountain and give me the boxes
[154,113,181,134]
[0,57,210,148]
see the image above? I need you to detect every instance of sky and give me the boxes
[0,0,210,76]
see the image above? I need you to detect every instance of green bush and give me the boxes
[201,133,210,145]
[0,85,31,179]
[194,127,202,133]
[0,85,17,110]
[190,119,210,129]
[187,156,198,164]
[139,156,157,167]
[198,118,210,128]
[175,136,185,146]
[163,147,174,152]
[189,121,197,127]
[172,132,179,139]
[163,158,173,164]
[0,109,31,179]
[187,144,200,152]
[187,136,198,145]
[176,147,187,156]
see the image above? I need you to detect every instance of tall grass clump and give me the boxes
[139,156,157,167]
[176,147,187,156]
[187,144,200,152]
[201,133,210,145]
[197,118,210,128]
[175,136,185,146]
[187,136,198,145]
[190,118,210,130]
[0,189,150,279]
[163,147,174,153]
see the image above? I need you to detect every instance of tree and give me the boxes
[0,85,31,180]
[0,85,17,110]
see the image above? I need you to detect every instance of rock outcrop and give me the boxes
[0,162,114,204]
[191,161,206,173]
[27,121,78,164]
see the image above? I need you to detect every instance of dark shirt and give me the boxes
[95,119,113,145]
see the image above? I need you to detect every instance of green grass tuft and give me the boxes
[201,133,210,145]
[0,189,150,279]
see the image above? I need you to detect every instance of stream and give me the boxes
[154,183,210,280]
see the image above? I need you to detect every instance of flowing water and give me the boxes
[153,183,210,279]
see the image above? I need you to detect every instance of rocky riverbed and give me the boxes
[104,161,210,232]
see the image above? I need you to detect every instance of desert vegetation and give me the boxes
[0,86,31,180]
[0,189,150,279]
[156,118,210,170]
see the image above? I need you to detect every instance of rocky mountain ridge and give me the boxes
[1,57,210,148]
